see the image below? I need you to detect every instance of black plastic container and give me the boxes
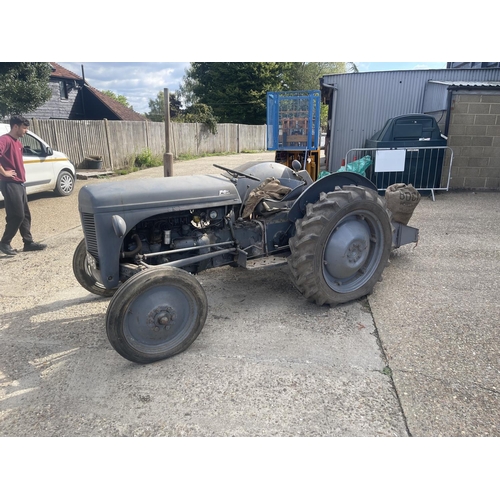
[85,155,103,169]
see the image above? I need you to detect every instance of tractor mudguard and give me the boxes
[288,172,379,223]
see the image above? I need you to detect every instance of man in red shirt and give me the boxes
[0,115,46,256]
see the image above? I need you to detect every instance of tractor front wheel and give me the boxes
[106,267,208,364]
[73,238,116,297]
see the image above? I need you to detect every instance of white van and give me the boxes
[0,123,76,202]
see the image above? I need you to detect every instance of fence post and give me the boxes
[103,119,114,170]
[163,87,173,177]
[31,117,39,136]
[195,123,199,156]
[171,122,176,158]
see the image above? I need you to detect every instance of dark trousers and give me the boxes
[0,181,33,246]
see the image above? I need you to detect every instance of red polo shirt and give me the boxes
[0,133,26,183]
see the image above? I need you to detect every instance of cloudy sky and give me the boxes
[58,61,447,115]
[59,62,189,114]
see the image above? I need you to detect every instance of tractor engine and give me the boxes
[121,207,266,273]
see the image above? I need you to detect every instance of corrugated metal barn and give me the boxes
[320,68,500,184]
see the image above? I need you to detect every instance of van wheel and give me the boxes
[55,170,75,196]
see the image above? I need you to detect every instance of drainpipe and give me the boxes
[81,64,87,120]
[444,88,453,137]
[321,82,337,172]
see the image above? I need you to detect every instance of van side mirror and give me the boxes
[43,146,53,156]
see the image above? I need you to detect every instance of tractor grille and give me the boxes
[81,213,98,257]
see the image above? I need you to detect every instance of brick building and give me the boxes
[446,87,500,189]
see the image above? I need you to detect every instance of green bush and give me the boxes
[134,149,163,169]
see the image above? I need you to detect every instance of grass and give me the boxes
[114,148,162,175]
[115,167,140,175]
[135,148,163,168]
[177,150,265,162]
[176,151,235,162]
[382,366,393,377]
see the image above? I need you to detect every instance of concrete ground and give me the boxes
[0,151,499,437]
[370,189,500,436]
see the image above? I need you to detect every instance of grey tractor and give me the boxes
[73,160,418,363]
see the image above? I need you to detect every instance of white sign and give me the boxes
[374,149,406,173]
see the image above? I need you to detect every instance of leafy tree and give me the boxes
[148,90,218,133]
[101,89,132,109]
[179,62,350,125]
[282,62,347,90]
[145,90,182,122]
[180,62,290,125]
[280,63,351,131]
[177,103,219,134]
[0,63,52,118]
[145,91,164,122]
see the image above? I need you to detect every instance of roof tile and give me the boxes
[50,62,83,81]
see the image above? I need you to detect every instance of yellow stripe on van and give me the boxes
[23,157,70,164]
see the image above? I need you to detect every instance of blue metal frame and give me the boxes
[267,90,321,152]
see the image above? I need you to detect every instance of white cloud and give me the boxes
[59,62,190,114]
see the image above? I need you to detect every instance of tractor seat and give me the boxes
[242,177,307,218]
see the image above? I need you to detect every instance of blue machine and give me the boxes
[267,90,321,179]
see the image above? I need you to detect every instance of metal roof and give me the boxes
[429,80,500,88]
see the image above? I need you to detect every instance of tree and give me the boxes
[0,63,52,118]
[280,63,350,131]
[347,62,359,73]
[145,91,164,122]
[101,89,132,109]
[147,90,217,133]
[180,62,290,125]
[282,62,347,90]
[179,62,350,125]
[177,103,218,134]
[145,91,182,122]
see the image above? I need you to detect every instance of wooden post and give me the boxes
[163,88,173,177]
[103,118,114,170]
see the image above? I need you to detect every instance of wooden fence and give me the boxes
[27,119,267,170]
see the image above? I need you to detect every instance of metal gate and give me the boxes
[343,146,453,201]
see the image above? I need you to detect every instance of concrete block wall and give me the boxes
[447,92,500,189]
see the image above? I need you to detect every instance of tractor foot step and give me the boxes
[245,255,289,269]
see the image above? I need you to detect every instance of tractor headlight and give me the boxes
[111,215,126,238]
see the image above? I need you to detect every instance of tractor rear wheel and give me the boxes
[288,185,393,306]
[106,267,208,364]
